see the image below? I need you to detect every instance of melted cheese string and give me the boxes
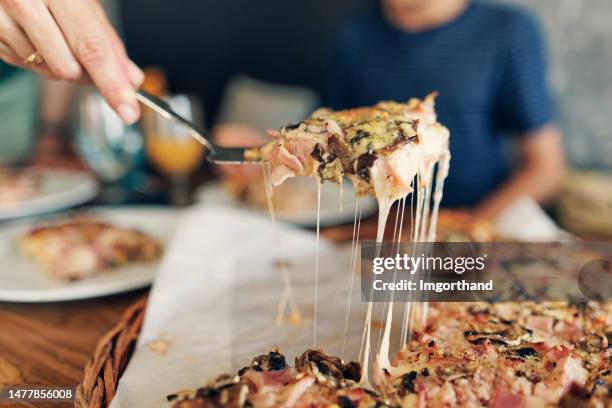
[399,175,427,345]
[341,197,362,360]
[412,173,424,243]
[400,185,416,348]
[313,180,322,347]
[376,196,407,374]
[418,175,433,242]
[262,164,302,327]
[427,153,450,242]
[359,196,393,385]
[372,150,451,379]
[414,165,435,329]
[376,206,402,351]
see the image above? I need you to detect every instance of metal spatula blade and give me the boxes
[135,89,260,164]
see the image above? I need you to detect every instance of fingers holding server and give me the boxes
[0,0,144,124]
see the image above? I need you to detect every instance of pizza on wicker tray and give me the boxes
[168,97,610,407]
[169,302,610,408]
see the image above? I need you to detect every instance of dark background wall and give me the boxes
[120,0,612,169]
[120,0,376,126]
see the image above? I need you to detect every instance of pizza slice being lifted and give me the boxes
[248,93,450,204]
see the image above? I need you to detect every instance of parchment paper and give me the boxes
[111,200,567,407]
[111,205,375,408]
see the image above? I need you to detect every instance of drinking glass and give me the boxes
[75,88,145,202]
[141,95,205,206]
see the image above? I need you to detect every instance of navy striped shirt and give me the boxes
[326,1,554,207]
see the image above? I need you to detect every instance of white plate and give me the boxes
[0,207,178,302]
[196,180,378,227]
[0,169,99,221]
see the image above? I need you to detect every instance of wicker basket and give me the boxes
[75,297,148,408]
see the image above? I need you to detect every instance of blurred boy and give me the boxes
[327,0,566,219]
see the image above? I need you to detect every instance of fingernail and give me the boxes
[118,103,139,124]
[127,61,145,86]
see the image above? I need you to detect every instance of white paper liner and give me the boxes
[111,205,380,408]
[111,199,569,407]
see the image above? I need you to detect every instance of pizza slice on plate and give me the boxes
[20,216,162,280]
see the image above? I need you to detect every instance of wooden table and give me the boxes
[0,289,147,408]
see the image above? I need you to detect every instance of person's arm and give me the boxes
[478,10,565,219]
[0,0,143,123]
[475,124,566,220]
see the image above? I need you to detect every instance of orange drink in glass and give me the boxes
[141,95,205,205]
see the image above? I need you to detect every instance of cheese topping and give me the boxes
[255,93,449,206]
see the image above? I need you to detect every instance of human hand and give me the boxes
[0,0,144,124]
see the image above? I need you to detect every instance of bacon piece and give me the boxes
[492,386,525,408]
[266,144,303,184]
[525,315,555,335]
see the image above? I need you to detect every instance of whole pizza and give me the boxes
[167,97,610,408]
[168,301,611,408]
